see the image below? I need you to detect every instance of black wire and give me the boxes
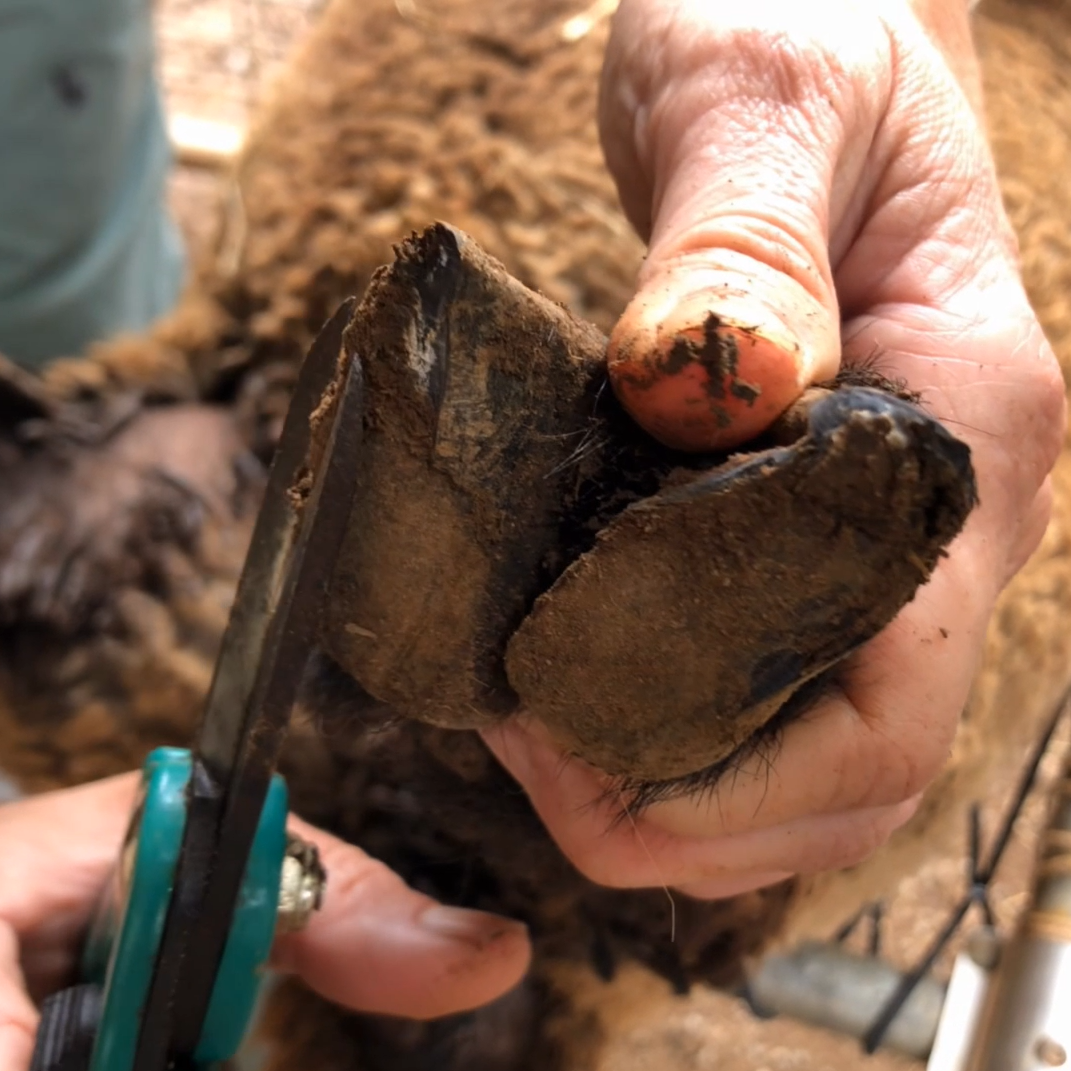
[862,897,974,1054]
[861,683,1071,1054]
[969,803,982,882]
[831,900,885,954]
[978,687,1071,882]
[868,902,884,959]
[833,905,868,944]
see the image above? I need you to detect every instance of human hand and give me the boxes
[0,775,530,1069]
[482,0,1065,897]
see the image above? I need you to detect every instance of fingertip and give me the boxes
[608,293,814,451]
[272,830,532,1020]
[278,903,531,1021]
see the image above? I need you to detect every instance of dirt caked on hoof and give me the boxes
[322,223,611,728]
[321,223,978,784]
[507,385,978,782]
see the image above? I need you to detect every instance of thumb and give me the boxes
[273,817,531,1020]
[599,0,890,450]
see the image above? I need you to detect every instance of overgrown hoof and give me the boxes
[321,224,978,783]
[321,223,610,728]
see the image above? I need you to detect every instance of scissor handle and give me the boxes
[30,748,289,1071]
[30,984,102,1071]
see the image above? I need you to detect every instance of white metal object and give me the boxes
[963,932,1071,1070]
[276,833,327,934]
[926,940,994,1071]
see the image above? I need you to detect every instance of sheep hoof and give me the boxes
[506,385,978,781]
[321,223,977,784]
[321,223,611,728]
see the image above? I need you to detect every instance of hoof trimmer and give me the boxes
[30,298,363,1071]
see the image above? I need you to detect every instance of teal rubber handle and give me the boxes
[80,747,288,1070]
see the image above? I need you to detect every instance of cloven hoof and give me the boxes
[321,223,978,784]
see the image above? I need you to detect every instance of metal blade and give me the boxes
[196,300,359,782]
[134,297,364,1069]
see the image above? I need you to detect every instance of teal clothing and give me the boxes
[0,0,184,370]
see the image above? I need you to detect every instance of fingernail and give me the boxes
[415,903,524,955]
[657,292,810,403]
[890,793,924,831]
[419,906,526,951]
[667,288,803,358]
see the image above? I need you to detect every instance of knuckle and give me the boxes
[837,721,949,814]
[883,730,948,804]
[623,2,888,144]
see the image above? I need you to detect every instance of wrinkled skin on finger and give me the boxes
[482,0,1065,896]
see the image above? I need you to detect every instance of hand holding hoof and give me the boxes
[486,0,1064,895]
[506,382,977,782]
[316,223,998,896]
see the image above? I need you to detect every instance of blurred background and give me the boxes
[161,0,323,260]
